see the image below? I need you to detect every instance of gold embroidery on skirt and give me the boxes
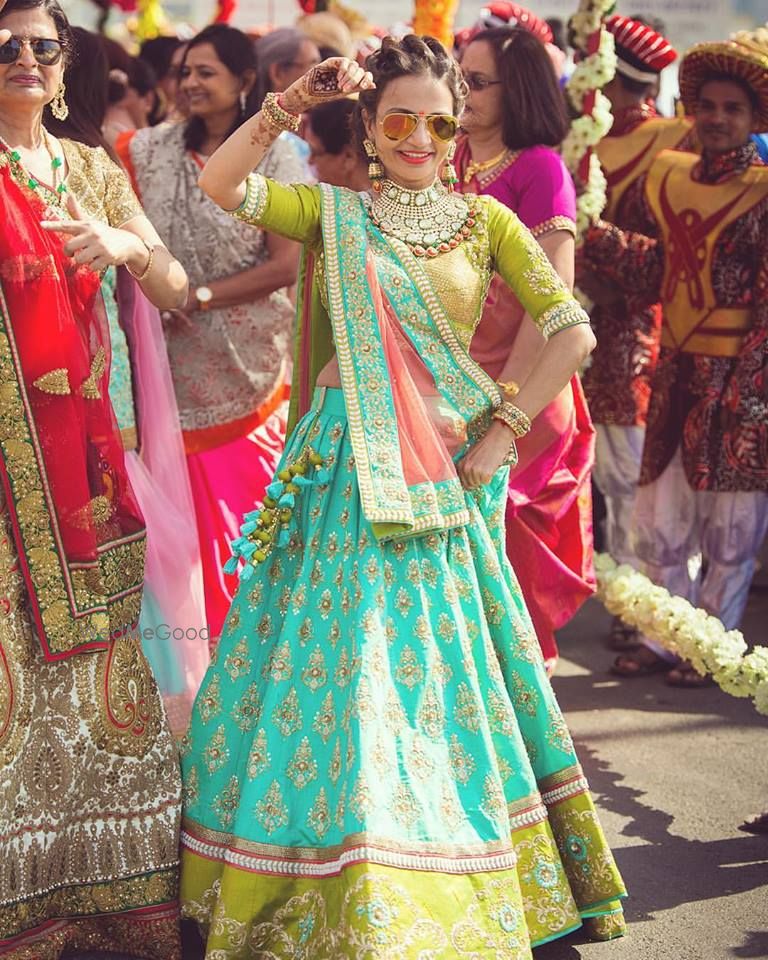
[77,634,163,758]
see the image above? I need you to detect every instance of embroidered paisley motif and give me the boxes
[78,635,163,758]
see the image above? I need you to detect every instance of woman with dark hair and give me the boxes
[304,97,368,189]
[180,35,626,955]
[103,36,160,146]
[117,24,305,643]
[0,0,187,955]
[455,25,596,674]
[139,33,182,120]
[44,25,112,153]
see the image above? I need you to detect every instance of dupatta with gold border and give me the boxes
[292,183,502,542]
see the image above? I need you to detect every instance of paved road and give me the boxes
[72,584,768,960]
[538,586,768,960]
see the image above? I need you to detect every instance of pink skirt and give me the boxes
[186,404,287,640]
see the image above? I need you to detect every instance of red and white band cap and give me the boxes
[605,14,678,83]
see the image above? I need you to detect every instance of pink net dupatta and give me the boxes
[117,270,208,723]
[361,255,470,541]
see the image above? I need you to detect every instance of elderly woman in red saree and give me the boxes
[0,0,186,956]
[456,23,596,673]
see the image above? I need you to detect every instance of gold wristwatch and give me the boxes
[195,286,213,311]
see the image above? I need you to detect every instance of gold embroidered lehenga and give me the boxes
[0,139,182,959]
[179,176,627,957]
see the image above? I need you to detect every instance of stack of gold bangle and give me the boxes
[493,400,532,438]
[262,91,301,133]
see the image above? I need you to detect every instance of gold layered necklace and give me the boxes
[367,179,477,258]
[462,147,510,184]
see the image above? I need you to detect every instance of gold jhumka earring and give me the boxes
[50,82,69,121]
[441,141,458,192]
[363,139,384,192]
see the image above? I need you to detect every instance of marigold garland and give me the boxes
[412,0,460,49]
[563,0,616,236]
[595,554,768,716]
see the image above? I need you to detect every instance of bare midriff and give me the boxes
[315,354,342,388]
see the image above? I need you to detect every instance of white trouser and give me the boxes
[592,424,645,567]
[630,447,768,660]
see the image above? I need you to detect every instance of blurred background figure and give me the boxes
[303,97,368,189]
[117,24,307,644]
[165,38,190,122]
[103,36,160,146]
[253,26,321,107]
[139,34,183,122]
[296,9,354,59]
[457,23,595,674]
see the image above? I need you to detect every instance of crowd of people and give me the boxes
[0,0,765,956]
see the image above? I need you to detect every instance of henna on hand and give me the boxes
[282,57,375,113]
[249,112,280,148]
[305,65,342,98]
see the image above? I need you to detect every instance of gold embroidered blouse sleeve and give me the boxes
[61,140,143,227]
[229,173,323,248]
[484,196,589,338]
[102,151,143,227]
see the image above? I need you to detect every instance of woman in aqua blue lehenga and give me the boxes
[181,36,627,957]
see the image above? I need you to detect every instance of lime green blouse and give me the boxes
[231,174,589,346]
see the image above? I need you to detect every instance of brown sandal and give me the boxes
[665,661,714,688]
[610,647,671,677]
[607,617,641,651]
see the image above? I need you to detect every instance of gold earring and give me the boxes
[50,82,68,121]
[441,141,458,192]
[363,138,384,192]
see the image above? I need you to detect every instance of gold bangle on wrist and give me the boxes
[492,400,532,438]
[262,91,301,133]
[126,239,155,282]
[496,378,520,400]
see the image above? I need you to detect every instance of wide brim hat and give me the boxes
[679,28,768,132]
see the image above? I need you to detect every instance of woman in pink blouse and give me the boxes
[456,24,596,673]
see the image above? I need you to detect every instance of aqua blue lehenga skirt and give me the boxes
[180,387,626,958]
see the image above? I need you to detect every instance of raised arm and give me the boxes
[198,57,374,214]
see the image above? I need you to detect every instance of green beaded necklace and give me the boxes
[0,130,68,206]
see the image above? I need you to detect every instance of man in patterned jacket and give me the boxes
[578,15,692,651]
[580,28,768,685]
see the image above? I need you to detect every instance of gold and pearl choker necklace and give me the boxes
[367,179,477,258]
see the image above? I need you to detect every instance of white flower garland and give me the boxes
[563,0,616,235]
[595,554,768,715]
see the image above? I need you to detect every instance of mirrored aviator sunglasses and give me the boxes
[0,36,63,66]
[380,112,458,144]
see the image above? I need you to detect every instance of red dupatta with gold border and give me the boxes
[0,165,145,660]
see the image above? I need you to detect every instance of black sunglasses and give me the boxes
[0,36,63,66]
